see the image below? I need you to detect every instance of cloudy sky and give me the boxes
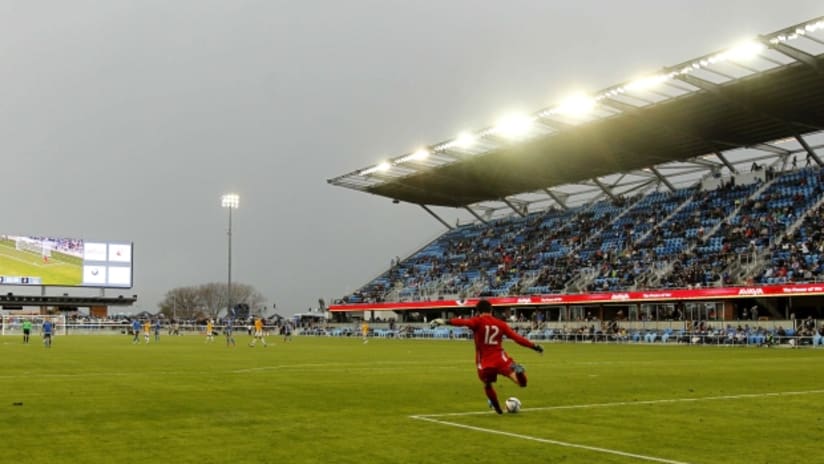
[1,0,821,315]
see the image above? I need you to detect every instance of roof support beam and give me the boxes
[620,178,657,197]
[752,143,791,156]
[795,134,823,167]
[761,37,823,75]
[685,157,723,169]
[501,197,526,217]
[649,167,676,192]
[714,151,738,174]
[676,73,824,132]
[543,188,569,210]
[463,206,488,226]
[592,177,619,202]
[419,204,454,231]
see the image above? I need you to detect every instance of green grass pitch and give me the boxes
[1,335,822,464]
[0,239,82,285]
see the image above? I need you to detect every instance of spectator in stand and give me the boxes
[776,326,787,344]
[814,324,824,347]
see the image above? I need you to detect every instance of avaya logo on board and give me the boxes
[737,288,764,296]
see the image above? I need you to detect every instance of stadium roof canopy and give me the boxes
[328,17,824,224]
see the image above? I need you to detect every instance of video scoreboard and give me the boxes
[0,235,134,288]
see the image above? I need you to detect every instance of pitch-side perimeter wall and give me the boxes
[329,282,824,317]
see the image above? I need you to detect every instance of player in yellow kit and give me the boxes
[248,317,268,347]
[205,319,215,343]
[143,321,152,344]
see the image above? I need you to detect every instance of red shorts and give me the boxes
[476,352,516,383]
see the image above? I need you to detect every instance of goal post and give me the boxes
[1,314,67,336]
[14,236,52,258]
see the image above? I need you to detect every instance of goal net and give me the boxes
[1,315,67,336]
[14,237,52,258]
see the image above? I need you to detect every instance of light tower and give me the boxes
[221,193,239,317]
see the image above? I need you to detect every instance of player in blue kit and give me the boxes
[42,319,53,348]
[131,319,141,344]
[224,318,236,347]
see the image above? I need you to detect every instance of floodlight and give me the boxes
[221,193,239,209]
[724,41,764,62]
[555,94,596,117]
[221,192,240,323]
[396,149,430,164]
[359,161,393,176]
[625,74,670,92]
[411,149,429,161]
[806,21,824,33]
[494,114,533,138]
[455,132,476,149]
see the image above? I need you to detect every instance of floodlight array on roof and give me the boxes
[328,16,824,210]
[769,19,824,44]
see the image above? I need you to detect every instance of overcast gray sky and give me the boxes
[1,0,821,315]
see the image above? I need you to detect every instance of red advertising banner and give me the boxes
[328,283,824,312]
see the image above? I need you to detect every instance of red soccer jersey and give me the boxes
[449,314,535,369]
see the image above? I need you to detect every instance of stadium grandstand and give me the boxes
[327,16,824,338]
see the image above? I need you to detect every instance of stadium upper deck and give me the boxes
[329,16,824,221]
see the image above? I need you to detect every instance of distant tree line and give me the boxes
[158,282,266,320]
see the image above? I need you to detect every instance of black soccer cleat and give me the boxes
[488,399,504,415]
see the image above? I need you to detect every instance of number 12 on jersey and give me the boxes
[483,325,500,345]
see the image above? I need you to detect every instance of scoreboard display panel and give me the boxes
[0,235,133,288]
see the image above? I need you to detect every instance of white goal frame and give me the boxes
[14,236,52,258]
[1,314,67,336]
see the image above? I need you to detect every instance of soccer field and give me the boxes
[1,336,822,464]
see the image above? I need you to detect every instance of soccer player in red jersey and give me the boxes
[433,299,543,414]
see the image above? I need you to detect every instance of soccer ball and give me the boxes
[504,397,522,413]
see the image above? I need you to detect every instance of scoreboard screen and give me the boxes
[0,235,133,288]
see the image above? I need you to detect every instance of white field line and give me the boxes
[411,415,692,464]
[412,389,824,418]
[411,390,824,463]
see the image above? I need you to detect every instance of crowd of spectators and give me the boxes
[29,236,84,258]
[343,165,824,304]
